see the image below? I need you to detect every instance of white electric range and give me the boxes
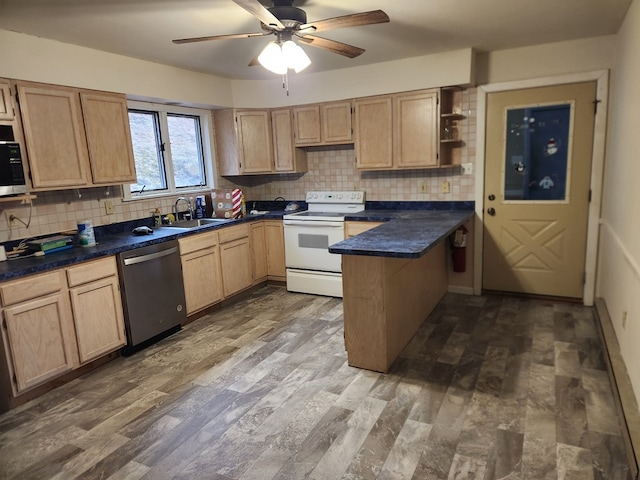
[283,191,365,297]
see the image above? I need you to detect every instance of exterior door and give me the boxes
[483,82,596,298]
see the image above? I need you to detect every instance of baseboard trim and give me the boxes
[448,285,474,295]
[595,297,640,479]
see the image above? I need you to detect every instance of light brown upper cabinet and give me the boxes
[293,101,353,147]
[354,89,440,171]
[214,109,274,176]
[15,81,137,190]
[354,95,393,169]
[439,87,466,167]
[271,108,308,173]
[215,108,307,176]
[0,79,14,120]
[80,92,137,184]
[394,90,439,168]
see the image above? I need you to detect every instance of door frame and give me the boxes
[474,70,609,305]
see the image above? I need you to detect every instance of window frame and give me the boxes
[123,100,216,201]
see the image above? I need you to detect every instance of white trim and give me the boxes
[123,101,216,201]
[475,70,609,305]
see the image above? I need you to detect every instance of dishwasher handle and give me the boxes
[123,246,179,266]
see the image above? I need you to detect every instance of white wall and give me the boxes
[597,0,640,401]
[0,28,474,108]
[0,30,234,108]
[476,34,617,84]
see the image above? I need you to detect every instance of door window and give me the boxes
[503,102,573,202]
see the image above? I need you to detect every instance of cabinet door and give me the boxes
[354,96,393,170]
[293,105,321,145]
[16,82,91,189]
[265,220,286,279]
[322,101,353,144]
[69,276,126,364]
[251,222,268,283]
[220,238,252,298]
[181,246,222,315]
[0,79,14,120]
[3,293,76,393]
[81,92,137,184]
[236,110,273,174]
[394,90,438,168]
[271,109,298,172]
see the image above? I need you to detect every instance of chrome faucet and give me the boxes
[173,197,192,221]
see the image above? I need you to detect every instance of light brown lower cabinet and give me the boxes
[219,224,253,298]
[264,220,285,280]
[0,256,126,409]
[345,221,384,238]
[1,271,77,393]
[66,257,126,364]
[251,222,268,283]
[179,230,223,315]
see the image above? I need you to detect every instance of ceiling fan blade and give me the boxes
[301,10,389,34]
[232,0,285,30]
[173,32,269,44]
[298,35,365,58]
[248,54,260,67]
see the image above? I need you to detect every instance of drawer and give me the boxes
[218,223,250,244]
[66,256,118,287]
[0,270,65,306]
[179,230,218,255]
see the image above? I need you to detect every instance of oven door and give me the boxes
[283,219,344,273]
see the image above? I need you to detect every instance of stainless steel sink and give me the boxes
[163,218,233,228]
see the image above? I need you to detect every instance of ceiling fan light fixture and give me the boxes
[257,41,287,74]
[258,38,311,75]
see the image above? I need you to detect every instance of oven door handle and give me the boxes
[283,220,344,228]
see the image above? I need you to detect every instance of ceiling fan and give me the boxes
[172,0,390,73]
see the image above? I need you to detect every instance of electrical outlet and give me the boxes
[419,181,427,193]
[461,163,473,175]
[441,180,450,194]
[622,310,628,329]
[104,200,115,215]
[5,211,17,224]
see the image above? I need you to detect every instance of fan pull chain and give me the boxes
[282,71,290,96]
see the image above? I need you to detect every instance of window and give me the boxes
[125,101,214,199]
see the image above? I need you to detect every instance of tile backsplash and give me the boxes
[1,88,476,243]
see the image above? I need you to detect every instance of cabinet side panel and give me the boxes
[213,109,240,176]
[343,255,387,372]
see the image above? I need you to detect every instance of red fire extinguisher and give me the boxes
[450,226,468,273]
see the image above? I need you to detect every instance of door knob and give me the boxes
[487,207,496,216]
[488,194,495,201]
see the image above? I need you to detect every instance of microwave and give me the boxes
[0,142,28,196]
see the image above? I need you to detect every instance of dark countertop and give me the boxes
[0,213,280,282]
[329,210,474,259]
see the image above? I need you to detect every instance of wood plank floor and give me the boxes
[0,286,632,479]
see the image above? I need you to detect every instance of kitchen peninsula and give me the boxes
[329,209,474,373]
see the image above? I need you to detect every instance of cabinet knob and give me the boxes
[487,207,496,216]
[488,194,495,201]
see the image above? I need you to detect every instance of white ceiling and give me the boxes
[0,0,633,81]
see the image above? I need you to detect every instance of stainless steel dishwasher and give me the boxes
[117,240,186,355]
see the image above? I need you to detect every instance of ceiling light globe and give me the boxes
[282,40,311,73]
[258,42,286,75]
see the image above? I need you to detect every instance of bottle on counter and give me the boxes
[195,195,205,219]
[153,208,162,227]
[241,193,246,217]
